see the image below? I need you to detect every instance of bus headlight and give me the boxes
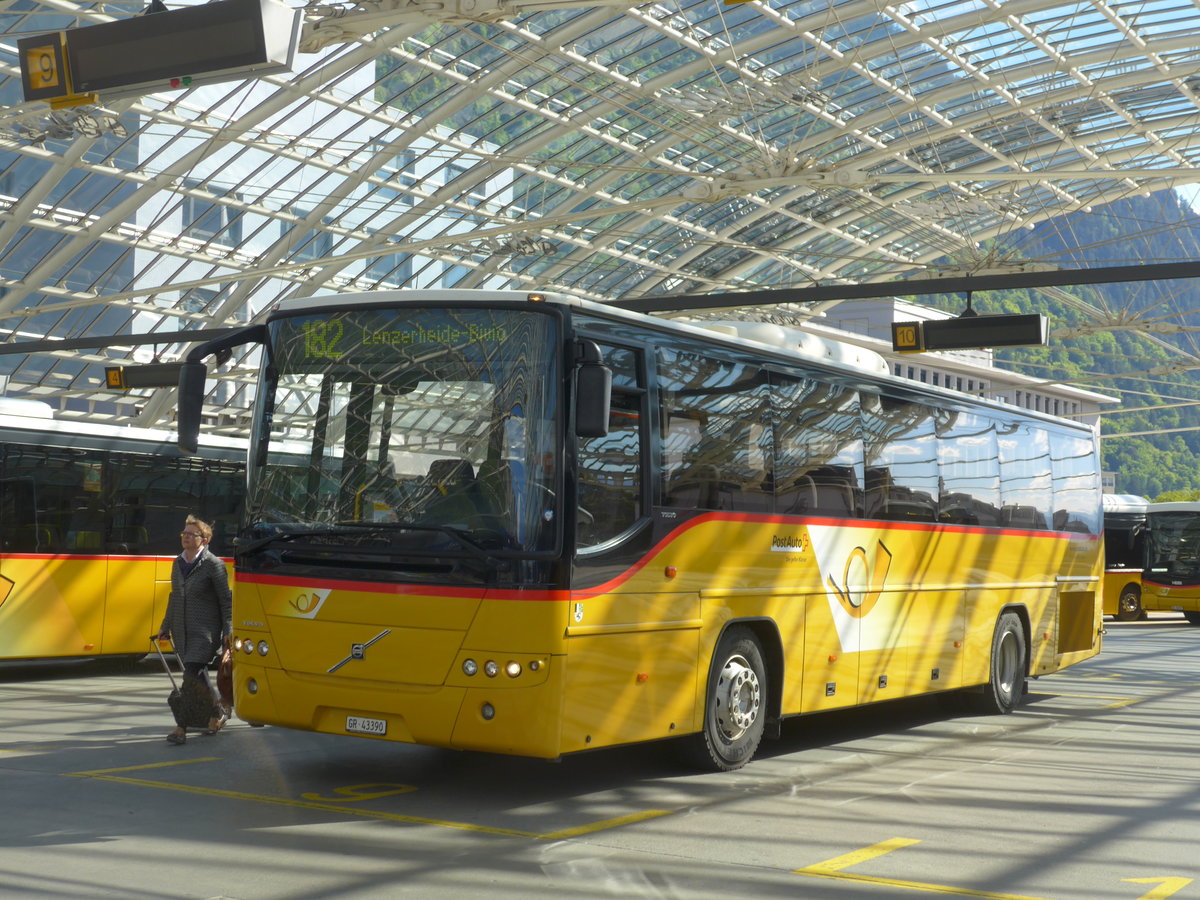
[505,661,521,678]
[484,660,499,678]
[243,640,256,655]
[462,659,478,676]
[257,641,269,656]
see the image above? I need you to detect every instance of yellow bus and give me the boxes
[0,398,244,662]
[1142,501,1200,625]
[1101,494,1147,621]
[179,290,1104,769]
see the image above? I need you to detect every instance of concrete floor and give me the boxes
[1,614,1197,900]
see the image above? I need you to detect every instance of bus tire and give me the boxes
[975,611,1027,715]
[1183,612,1200,626]
[688,625,767,771]
[1114,584,1143,621]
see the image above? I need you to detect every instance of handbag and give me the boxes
[216,644,233,711]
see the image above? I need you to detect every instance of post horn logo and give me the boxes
[827,540,893,619]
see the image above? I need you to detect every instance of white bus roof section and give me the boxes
[0,0,1199,431]
[1145,502,1200,513]
[695,320,890,376]
[1103,494,1150,514]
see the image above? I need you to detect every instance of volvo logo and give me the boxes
[328,629,391,673]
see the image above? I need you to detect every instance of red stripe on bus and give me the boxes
[234,515,1093,601]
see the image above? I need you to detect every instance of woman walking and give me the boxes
[156,514,233,744]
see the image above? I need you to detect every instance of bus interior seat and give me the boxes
[882,499,936,521]
[1002,505,1047,529]
[805,466,856,515]
[110,525,149,549]
[13,524,59,551]
[782,475,819,513]
[71,531,102,550]
[428,459,475,492]
[473,458,509,517]
[668,463,722,510]
[938,504,978,525]
[425,459,482,526]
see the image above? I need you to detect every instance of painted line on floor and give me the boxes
[795,840,1192,899]
[66,759,671,839]
[794,838,1054,900]
[1050,692,1144,709]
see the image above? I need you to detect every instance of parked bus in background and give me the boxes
[179,290,1105,770]
[1101,494,1148,621]
[0,398,245,662]
[1143,501,1200,625]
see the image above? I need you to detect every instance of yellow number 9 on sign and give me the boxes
[26,47,61,90]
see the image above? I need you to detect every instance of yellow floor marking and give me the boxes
[795,839,1055,900]
[1125,877,1194,899]
[802,838,922,872]
[70,758,218,776]
[67,760,671,840]
[540,810,673,840]
[1050,692,1143,709]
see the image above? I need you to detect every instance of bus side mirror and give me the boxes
[575,363,611,438]
[177,361,208,454]
[574,340,611,438]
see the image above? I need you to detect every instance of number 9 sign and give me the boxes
[18,34,70,101]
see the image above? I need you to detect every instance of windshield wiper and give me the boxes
[237,520,509,565]
[331,521,502,563]
[234,526,369,556]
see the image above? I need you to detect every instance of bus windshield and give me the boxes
[1146,511,1200,582]
[246,305,561,556]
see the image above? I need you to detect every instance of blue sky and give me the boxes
[1178,185,1200,214]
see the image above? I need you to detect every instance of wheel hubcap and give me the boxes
[996,631,1018,698]
[715,654,760,740]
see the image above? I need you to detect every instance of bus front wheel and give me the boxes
[975,611,1027,715]
[688,625,767,771]
[1115,584,1143,621]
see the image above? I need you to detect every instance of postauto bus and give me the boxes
[176,289,1104,770]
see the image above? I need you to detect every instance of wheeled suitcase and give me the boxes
[151,637,219,729]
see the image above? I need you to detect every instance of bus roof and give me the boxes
[0,407,245,456]
[273,288,1094,433]
[1145,501,1200,513]
[1102,494,1149,514]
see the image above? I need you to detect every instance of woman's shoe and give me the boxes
[166,728,187,745]
[204,713,228,735]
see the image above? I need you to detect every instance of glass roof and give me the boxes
[0,0,1199,430]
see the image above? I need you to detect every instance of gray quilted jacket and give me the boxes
[159,546,233,666]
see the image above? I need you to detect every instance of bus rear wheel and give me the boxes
[975,611,1027,715]
[1114,584,1143,621]
[688,625,767,771]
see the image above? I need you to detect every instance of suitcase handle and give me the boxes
[149,636,180,693]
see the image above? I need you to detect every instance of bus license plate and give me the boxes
[346,715,387,736]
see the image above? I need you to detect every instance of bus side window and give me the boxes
[772,374,863,518]
[576,390,644,548]
[936,409,1002,527]
[998,423,1052,531]
[656,347,771,514]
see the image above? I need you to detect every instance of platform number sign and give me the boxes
[891,321,925,353]
[17,33,72,102]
